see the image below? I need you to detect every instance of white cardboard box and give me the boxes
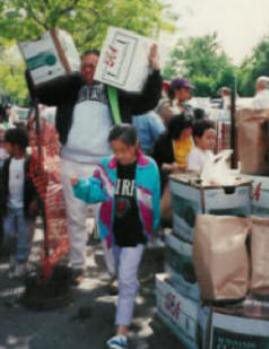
[170,175,252,243]
[165,234,200,301]
[156,273,199,349]
[19,29,80,87]
[94,27,153,93]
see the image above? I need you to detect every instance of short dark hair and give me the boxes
[81,49,100,59]
[4,127,28,149]
[192,120,215,138]
[108,124,138,146]
[194,108,207,121]
[167,114,193,140]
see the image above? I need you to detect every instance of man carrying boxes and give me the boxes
[23,28,162,285]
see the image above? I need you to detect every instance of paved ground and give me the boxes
[0,225,182,349]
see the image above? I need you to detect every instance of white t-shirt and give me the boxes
[62,83,112,164]
[0,147,8,161]
[8,158,25,209]
[252,89,269,109]
[187,147,214,173]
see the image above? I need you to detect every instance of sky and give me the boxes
[162,0,269,65]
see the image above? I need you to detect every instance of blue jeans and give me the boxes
[4,208,30,263]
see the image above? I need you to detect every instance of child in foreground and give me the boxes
[71,125,160,349]
[187,119,217,173]
[1,128,38,277]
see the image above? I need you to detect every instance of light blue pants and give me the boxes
[113,244,145,326]
[4,208,30,264]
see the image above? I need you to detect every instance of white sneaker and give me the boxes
[14,263,27,278]
[8,256,16,278]
[106,335,128,349]
[9,255,16,270]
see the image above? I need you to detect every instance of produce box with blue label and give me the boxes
[170,174,252,243]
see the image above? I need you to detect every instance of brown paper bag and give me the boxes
[193,214,250,303]
[237,109,269,175]
[250,217,269,296]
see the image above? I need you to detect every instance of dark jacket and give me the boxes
[0,156,38,218]
[26,70,162,145]
[152,132,174,191]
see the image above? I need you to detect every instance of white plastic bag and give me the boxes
[201,149,236,186]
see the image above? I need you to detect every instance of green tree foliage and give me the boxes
[0,0,172,48]
[0,46,27,105]
[163,33,236,97]
[0,63,27,104]
[238,36,269,96]
[0,0,174,103]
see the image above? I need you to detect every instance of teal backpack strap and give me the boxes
[107,86,122,125]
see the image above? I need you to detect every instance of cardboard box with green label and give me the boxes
[19,29,80,87]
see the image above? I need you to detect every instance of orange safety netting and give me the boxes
[28,117,69,277]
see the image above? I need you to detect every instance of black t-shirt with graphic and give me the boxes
[113,162,146,247]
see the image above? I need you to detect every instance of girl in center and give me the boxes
[71,124,160,349]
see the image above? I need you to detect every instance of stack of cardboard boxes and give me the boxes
[155,174,269,348]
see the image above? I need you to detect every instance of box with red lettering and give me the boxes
[243,175,269,216]
[155,273,199,349]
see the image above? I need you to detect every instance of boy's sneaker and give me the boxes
[13,263,27,278]
[8,256,16,278]
[106,335,128,349]
[9,255,16,270]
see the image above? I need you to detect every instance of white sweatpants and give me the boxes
[60,158,96,270]
[113,244,145,326]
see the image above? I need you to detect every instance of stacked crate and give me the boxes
[156,107,269,348]
[156,174,252,349]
